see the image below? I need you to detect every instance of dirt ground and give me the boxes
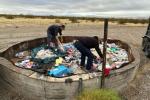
[0,23,149,100]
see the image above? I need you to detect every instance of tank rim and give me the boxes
[0,36,136,82]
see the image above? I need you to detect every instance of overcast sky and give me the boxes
[0,0,150,18]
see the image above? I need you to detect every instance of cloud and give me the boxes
[0,0,150,18]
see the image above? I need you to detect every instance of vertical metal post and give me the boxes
[101,19,108,88]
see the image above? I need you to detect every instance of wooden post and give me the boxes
[78,78,83,95]
[101,19,108,88]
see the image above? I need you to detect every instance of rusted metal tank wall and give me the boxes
[0,55,139,100]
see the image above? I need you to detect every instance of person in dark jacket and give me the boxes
[47,24,65,51]
[74,36,103,71]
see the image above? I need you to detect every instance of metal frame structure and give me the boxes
[142,17,150,57]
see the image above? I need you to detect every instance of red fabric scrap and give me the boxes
[104,68,111,76]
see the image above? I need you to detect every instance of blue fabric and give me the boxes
[48,65,72,77]
[31,45,58,64]
[63,43,76,51]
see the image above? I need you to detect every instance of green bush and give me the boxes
[77,89,121,100]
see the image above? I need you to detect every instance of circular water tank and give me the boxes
[0,36,139,100]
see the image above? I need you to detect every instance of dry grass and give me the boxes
[0,17,70,26]
[0,17,147,27]
[77,89,121,100]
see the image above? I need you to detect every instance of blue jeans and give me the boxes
[74,41,94,70]
[47,33,58,48]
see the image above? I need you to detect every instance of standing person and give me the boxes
[47,24,65,51]
[74,36,103,71]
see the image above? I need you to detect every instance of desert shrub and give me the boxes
[90,18,96,22]
[140,21,147,24]
[117,19,148,24]
[5,15,15,19]
[138,19,148,24]
[69,18,79,23]
[55,19,61,23]
[23,15,35,18]
[117,20,126,25]
[77,89,121,100]
[132,20,139,24]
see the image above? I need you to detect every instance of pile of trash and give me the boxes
[93,43,129,71]
[12,42,129,78]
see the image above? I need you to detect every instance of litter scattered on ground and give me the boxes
[12,42,129,78]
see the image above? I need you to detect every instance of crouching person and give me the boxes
[74,36,103,72]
